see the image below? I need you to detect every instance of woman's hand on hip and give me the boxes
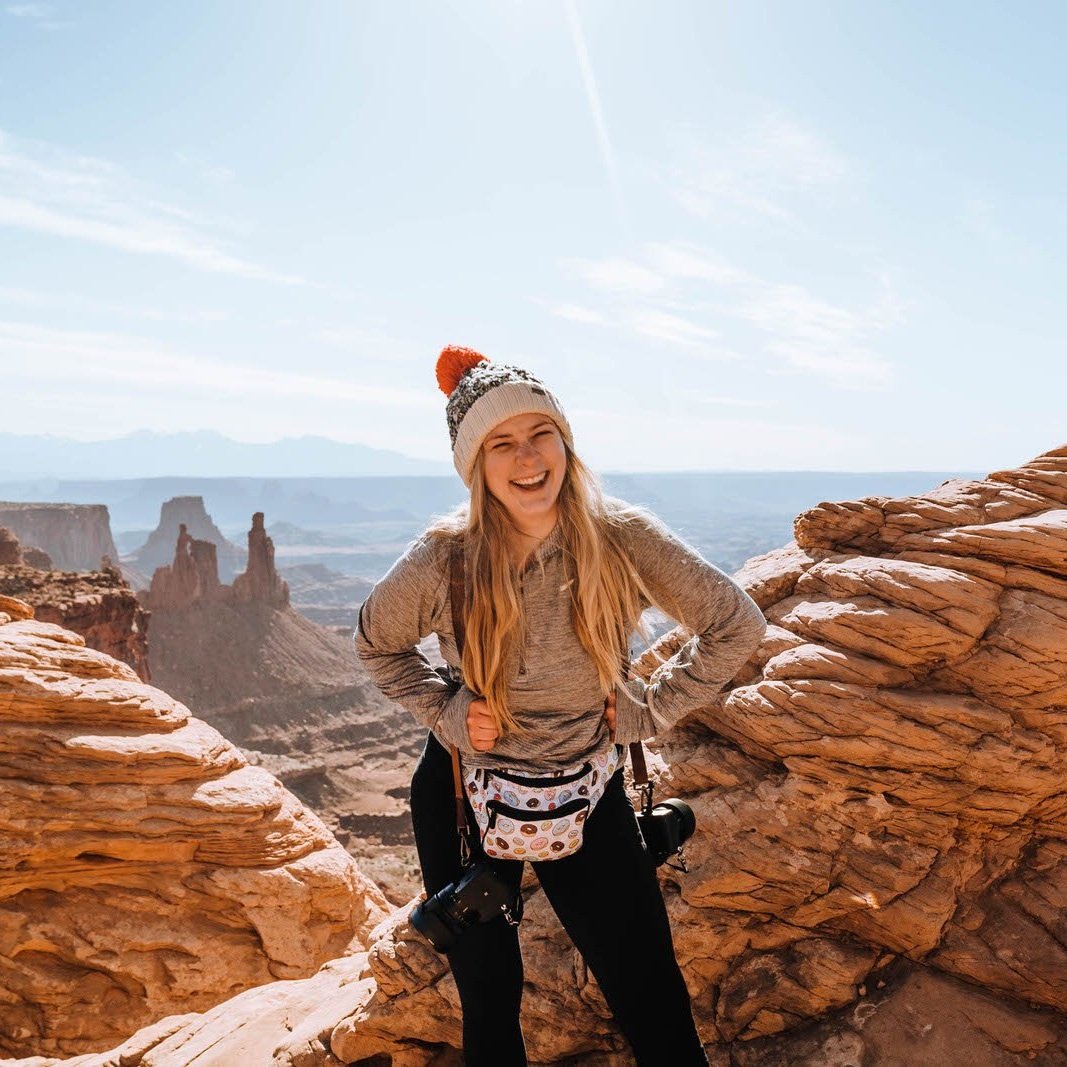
[603,690,617,742]
[467,698,499,752]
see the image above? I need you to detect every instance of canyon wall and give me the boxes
[0,504,118,572]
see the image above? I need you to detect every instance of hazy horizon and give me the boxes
[0,427,1002,480]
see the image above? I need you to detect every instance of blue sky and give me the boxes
[1,1,1064,472]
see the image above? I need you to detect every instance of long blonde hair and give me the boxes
[426,440,667,735]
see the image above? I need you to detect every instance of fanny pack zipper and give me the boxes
[486,796,591,829]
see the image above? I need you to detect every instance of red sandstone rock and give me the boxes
[144,513,288,613]
[0,528,21,566]
[0,611,389,1060]
[145,524,224,611]
[0,556,150,682]
[231,512,288,607]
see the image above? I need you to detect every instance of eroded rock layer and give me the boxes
[0,554,150,682]
[0,602,389,1059]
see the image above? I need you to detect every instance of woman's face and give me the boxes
[481,412,566,532]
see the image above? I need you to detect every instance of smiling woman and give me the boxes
[355,344,767,1065]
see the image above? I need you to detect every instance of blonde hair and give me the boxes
[426,438,667,736]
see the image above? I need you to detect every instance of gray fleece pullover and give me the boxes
[355,499,767,772]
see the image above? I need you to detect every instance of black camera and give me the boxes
[637,797,696,868]
[411,861,523,953]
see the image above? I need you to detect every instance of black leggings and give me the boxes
[410,732,708,1066]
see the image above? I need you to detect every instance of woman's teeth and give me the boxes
[511,472,548,490]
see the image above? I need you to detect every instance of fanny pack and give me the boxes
[463,744,621,861]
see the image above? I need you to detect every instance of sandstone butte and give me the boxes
[2,444,1067,1067]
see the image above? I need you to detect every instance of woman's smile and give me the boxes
[510,471,548,491]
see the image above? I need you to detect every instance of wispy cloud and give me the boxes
[624,308,723,350]
[556,240,898,388]
[665,111,855,224]
[561,256,665,295]
[174,151,235,183]
[5,3,72,29]
[0,320,436,408]
[0,129,304,283]
[549,303,607,325]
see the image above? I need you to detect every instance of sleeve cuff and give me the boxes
[612,676,653,745]
[433,684,478,753]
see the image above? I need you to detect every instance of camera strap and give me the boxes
[628,728,654,816]
[449,539,474,866]
[446,535,651,863]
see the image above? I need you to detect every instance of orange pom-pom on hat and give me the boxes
[436,345,489,396]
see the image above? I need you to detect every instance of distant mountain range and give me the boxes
[0,431,454,479]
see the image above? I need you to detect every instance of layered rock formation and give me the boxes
[0,505,117,573]
[0,528,21,566]
[144,512,287,613]
[142,514,423,904]
[0,530,149,681]
[232,512,288,607]
[128,497,244,583]
[0,598,389,1060]
[9,445,1065,1067]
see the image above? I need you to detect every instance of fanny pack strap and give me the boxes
[446,534,648,860]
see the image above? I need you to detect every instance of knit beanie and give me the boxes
[436,345,574,486]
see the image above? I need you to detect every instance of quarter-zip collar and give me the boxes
[533,519,563,563]
[517,519,563,575]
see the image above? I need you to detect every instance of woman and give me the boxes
[356,346,767,1066]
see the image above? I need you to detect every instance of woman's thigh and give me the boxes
[531,771,674,968]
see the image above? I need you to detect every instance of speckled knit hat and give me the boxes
[436,345,574,486]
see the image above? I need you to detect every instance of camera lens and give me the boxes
[411,892,459,953]
[659,798,696,844]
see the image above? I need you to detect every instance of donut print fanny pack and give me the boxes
[463,744,621,861]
